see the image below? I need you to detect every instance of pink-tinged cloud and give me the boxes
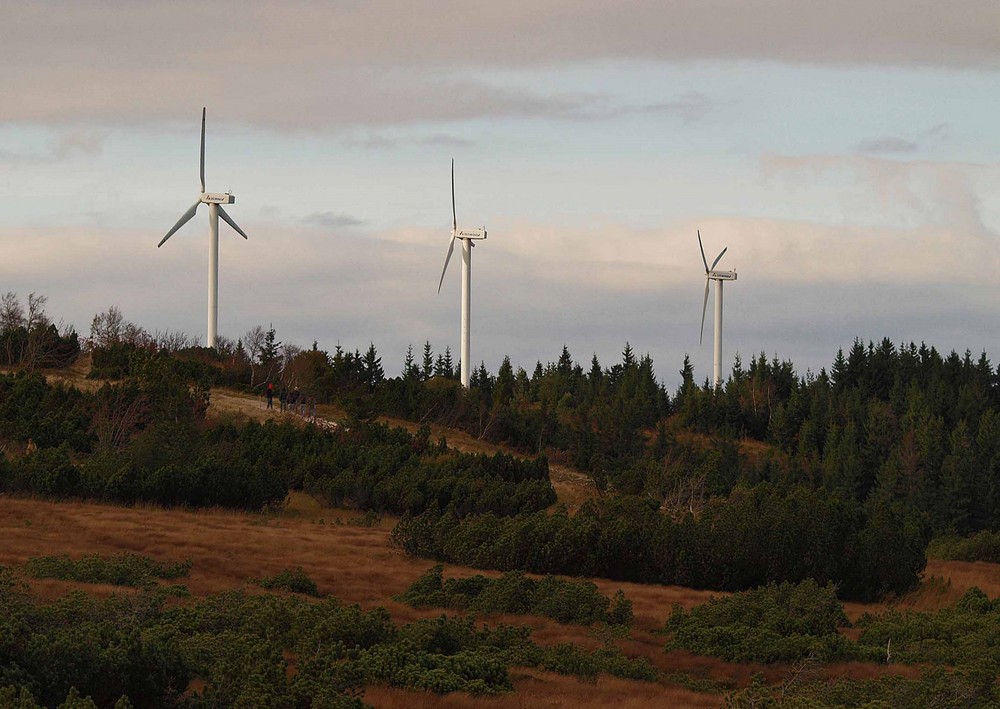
[2,1,998,127]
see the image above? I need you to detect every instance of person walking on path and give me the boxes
[266,382,274,409]
[279,387,287,412]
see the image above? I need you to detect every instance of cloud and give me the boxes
[856,136,919,155]
[639,92,714,124]
[342,132,475,150]
[759,152,998,234]
[301,212,366,229]
[3,2,998,128]
[855,124,954,156]
[0,130,105,164]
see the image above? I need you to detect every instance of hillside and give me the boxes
[0,358,1000,707]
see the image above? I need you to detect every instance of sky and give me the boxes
[1,1,999,388]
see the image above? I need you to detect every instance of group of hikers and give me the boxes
[264,381,317,421]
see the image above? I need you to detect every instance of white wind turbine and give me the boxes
[158,107,248,350]
[437,159,486,388]
[698,230,737,388]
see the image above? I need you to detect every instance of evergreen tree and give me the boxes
[622,342,636,369]
[937,420,975,534]
[557,345,573,377]
[363,342,384,391]
[442,347,455,378]
[494,356,514,406]
[589,354,603,393]
[422,340,434,381]
[403,344,419,381]
[261,324,280,365]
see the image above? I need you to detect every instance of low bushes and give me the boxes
[254,567,320,597]
[23,553,191,587]
[855,586,1000,669]
[0,570,656,708]
[397,565,633,626]
[390,486,929,601]
[663,579,861,663]
[928,531,1000,563]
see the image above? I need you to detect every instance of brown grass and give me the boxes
[3,492,972,707]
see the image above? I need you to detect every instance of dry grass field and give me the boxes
[2,490,982,708]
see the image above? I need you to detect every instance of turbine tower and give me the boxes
[698,230,737,388]
[437,159,486,388]
[158,107,248,350]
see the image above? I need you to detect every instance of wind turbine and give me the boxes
[698,230,737,388]
[158,107,248,350]
[437,159,486,388]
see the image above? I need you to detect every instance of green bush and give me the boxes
[928,531,1000,563]
[24,553,191,587]
[855,586,1000,672]
[397,565,633,626]
[2,558,658,707]
[255,567,321,597]
[663,579,861,663]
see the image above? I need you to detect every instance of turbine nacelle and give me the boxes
[707,270,736,281]
[201,192,235,205]
[454,228,486,240]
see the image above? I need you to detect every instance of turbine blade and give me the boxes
[697,230,708,273]
[200,107,206,193]
[218,205,248,239]
[700,277,710,345]
[158,201,201,247]
[711,247,728,271]
[437,234,456,294]
[451,158,457,230]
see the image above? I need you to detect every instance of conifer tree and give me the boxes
[363,342,384,391]
[422,340,434,381]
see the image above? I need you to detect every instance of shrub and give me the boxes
[397,565,633,626]
[663,579,861,663]
[928,531,1000,563]
[23,553,191,587]
[254,567,321,597]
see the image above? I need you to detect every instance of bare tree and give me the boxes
[1,292,78,372]
[88,305,151,350]
[89,305,125,349]
[156,329,192,353]
[0,291,24,365]
[0,291,23,331]
[90,383,149,452]
[214,335,236,357]
[243,325,266,387]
